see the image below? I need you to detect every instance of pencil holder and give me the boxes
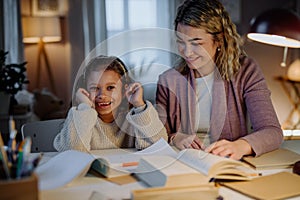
[0,173,38,200]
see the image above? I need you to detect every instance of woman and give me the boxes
[156,0,283,160]
[54,55,167,152]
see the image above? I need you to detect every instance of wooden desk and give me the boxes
[36,141,300,200]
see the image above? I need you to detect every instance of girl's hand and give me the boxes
[205,139,253,160]
[125,82,145,108]
[171,132,205,150]
[76,88,94,108]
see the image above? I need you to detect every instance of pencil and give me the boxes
[0,132,10,179]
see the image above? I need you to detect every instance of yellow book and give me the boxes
[222,172,300,200]
[131,184,219,200]
[242,148,300,170]
[134,148,257,188]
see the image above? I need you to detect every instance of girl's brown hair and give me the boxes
[83,55,131,87]
[174,0,246,80]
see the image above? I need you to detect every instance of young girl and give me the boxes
[54,55,167,152]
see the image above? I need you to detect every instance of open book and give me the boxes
[34,138,175,190]
[134,148,257,187]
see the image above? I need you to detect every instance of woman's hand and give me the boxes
[76,88,94,108]
[125,82,145,108]
[171,132,205,150]
[205,139,253,160]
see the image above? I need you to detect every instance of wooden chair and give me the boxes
[21,119,65,153]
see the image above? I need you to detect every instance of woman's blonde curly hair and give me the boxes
[174,0,246,80]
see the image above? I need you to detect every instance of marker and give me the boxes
[16,140,26,178]
[19,137,32,177]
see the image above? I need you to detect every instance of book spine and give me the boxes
[91,158,109,177]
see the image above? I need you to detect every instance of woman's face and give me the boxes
[87,69,123,122]
[176,23,218,74]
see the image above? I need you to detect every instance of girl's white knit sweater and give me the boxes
[53,101,167,152]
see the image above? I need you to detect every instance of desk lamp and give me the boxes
[22,17,61,94]
[247,9,300,67]
[287,59,300,81]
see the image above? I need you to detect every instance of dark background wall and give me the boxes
[21,0,300,126]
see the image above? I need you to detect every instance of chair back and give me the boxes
[21,119,65,152]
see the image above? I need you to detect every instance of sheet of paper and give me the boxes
[35,150,95,190]
[135,138,177,157]
[91,138,177,174]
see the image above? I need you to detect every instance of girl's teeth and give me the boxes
[98,102,111,106]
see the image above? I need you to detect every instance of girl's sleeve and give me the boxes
[126,101,168,149]
[53,103,98,152]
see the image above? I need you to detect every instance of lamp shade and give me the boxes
[247,9,300,48]
[22,17,61,43]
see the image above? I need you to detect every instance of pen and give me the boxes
[248,172,262,177]
[112,161,139,167]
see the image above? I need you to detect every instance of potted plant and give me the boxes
[0,50,29,115]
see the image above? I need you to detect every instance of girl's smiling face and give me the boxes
[176,23,219,76]
[87,69,123,122]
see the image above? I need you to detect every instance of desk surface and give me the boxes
[37,140,300,200]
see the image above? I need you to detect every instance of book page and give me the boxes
[35,150,95,190]
[177,149,239,176]
[134,155,209,187]
[92,138,176,164]
[135,138,177,157]
[91,138,178,175]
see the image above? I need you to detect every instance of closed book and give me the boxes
[221,172,300,200]
[242,148,300,170]
[131,184,219,200]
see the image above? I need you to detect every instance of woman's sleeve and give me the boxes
[240,59,283,156]
[126,101,168,149]
[53,103,98,152]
